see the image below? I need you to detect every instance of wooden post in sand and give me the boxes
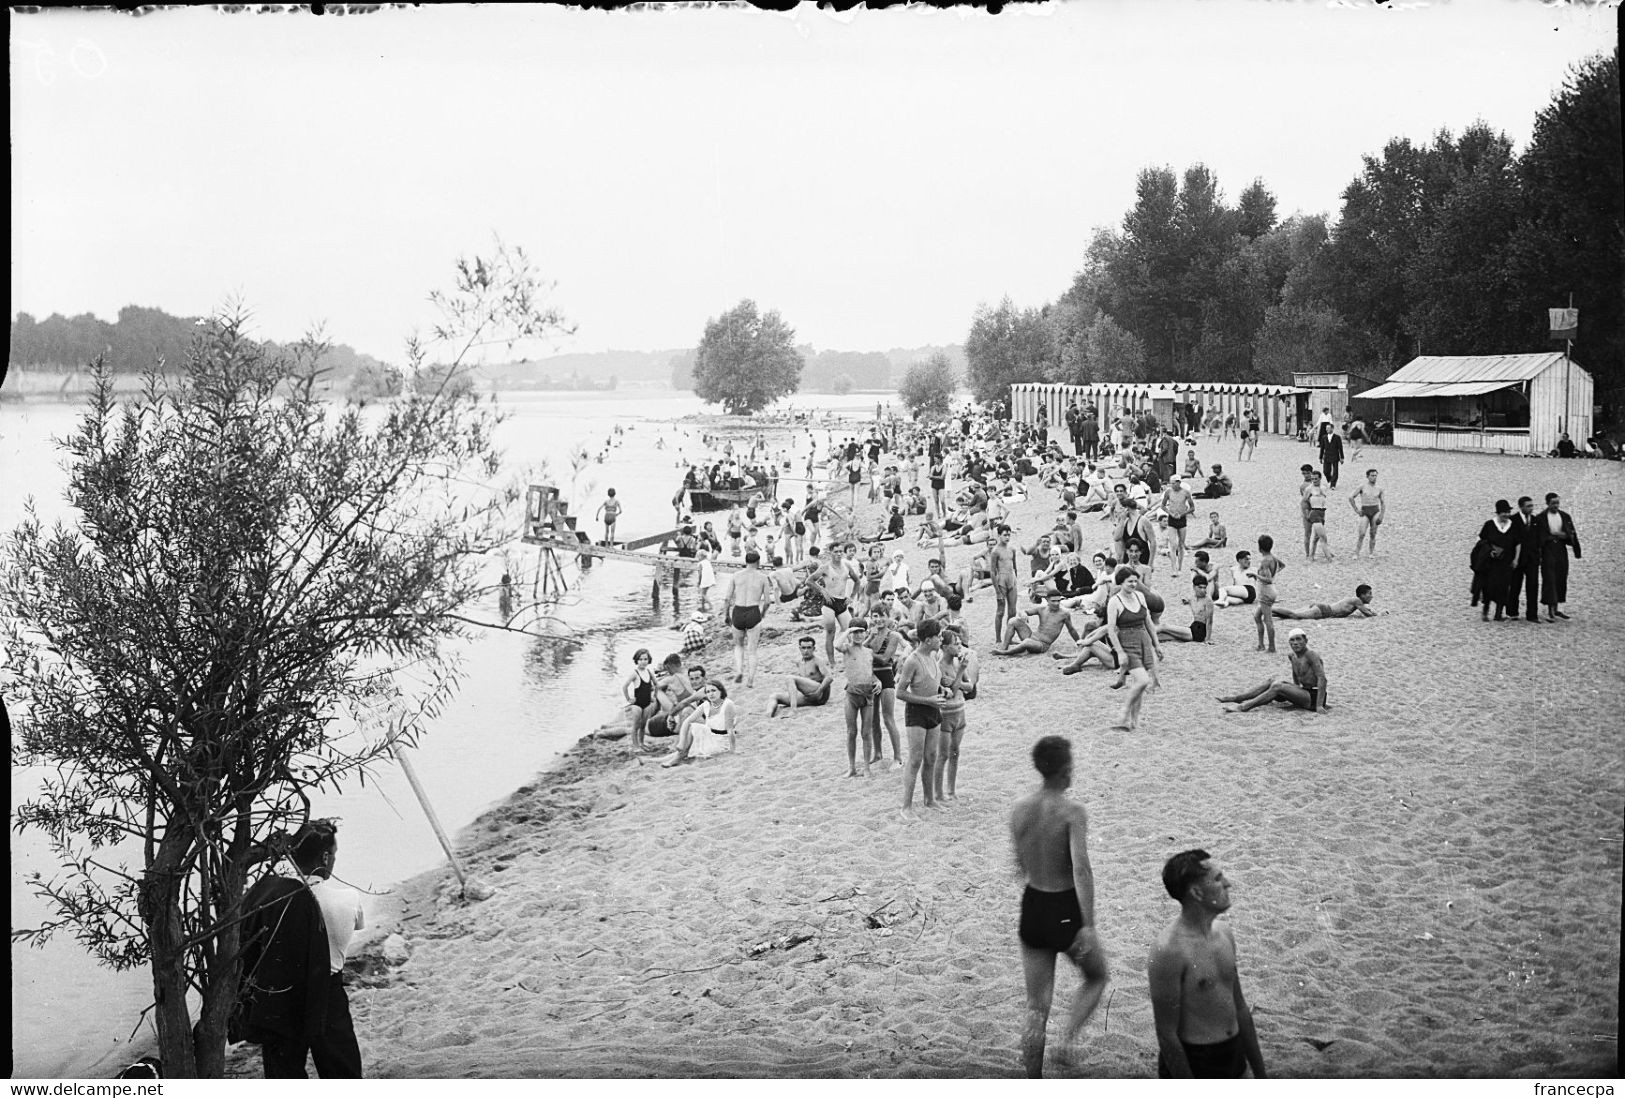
[394,747,469,891]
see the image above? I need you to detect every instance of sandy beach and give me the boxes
[234,434,1621,1079]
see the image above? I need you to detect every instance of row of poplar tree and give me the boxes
[964,49,1622,414]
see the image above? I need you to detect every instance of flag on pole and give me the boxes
[1548,307,1579,340]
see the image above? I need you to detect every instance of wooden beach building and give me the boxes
[1292,369,1383,423]
[1010,381,1308,436]
[1360,353,1593,456]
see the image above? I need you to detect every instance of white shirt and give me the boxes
[306,876,365,975]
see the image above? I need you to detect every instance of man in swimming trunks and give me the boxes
[814,546,858,665]
[724,550,774,688]
[1009,734,1110,1077]
[931,626,971,802]
[769,636,833,717]
[1348,468,1385,558]
[1211,550,1256,609]
[1272,584,1379,620]
[1305,472,1335,562]
[1189,510,1227,550]
[897,618,945,816]
[1157,572,1216,643]
[989,525,1020,643]
[995,589,1080,656]
[1217,627,1327,712]
[1160,475,1195,574]
[1147,849,1267,1078]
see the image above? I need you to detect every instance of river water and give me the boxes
[4,388,898,1078]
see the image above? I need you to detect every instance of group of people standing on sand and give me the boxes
[1471,491,1583,623]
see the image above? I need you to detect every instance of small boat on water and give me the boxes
[686,481,778,512]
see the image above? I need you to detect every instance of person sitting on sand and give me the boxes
[1157,573,1216,644]
[1210,551,1256,609]
[997,589,1081,656]
[659,679,739,767]
[1193,465,1232,500]
[1271,584,1380,620]
[648,659,707,739]
[1189,511,1227,550]
[1216,628,1326,713]
[769,636,833,717]
[1009,734,1110,1078]
[837,620,879,777]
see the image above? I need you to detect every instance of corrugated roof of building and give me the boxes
[1385,353,1568,384]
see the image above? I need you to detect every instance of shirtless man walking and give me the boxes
[897,619,945,816]
[995,590,1080,655]
[1348,468,1385,558]
[1148,849,1267,1078]
[1009,735,1110,1077]
[989,525,1020,643]
[724,551,774,687]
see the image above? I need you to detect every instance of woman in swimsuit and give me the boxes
[779,500,802,565]
[930,457,947,518]
[802,497,823,553]
[621,648,658,754]
[660,679,738,766]
[1106,567,1162,732]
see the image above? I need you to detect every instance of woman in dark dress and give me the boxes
[1474,499,1522,622]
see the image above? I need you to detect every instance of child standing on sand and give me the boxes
[1252,534,1285,652]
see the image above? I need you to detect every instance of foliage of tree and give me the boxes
[964,296,1055,406]
[3,244,570,1077]
[690,300,805,414]
[830,373,855,395]
[898,352,958,420]
[1508,47,1623,398]
[9,305,396,394]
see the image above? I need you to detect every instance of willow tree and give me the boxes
[3,245,571,1077]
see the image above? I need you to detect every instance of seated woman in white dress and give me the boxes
[659,679,738,767]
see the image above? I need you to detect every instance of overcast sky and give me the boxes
[9,2,1616,363]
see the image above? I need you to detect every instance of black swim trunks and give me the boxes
[799,681,831,707]
[647,714,676,738]
[903,702,941,730]
[730,606,764,631]
[962,685,977,701]
[1240,585,1257,604]
[873,665,897,690]
[1167,514,1187,529]
[1190,620,1208,642]
[1017,886,1084,953]
[1157,1033,1247,1079]
[826,597,849,616]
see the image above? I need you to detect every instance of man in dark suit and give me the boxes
[1320,428,1345,488]
[1506,496,1542,622]
[1065,402,1083,457]
[1532,492,1582,621]
[238,821,364,1078]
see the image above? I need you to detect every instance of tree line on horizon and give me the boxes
[964,48,1622,416]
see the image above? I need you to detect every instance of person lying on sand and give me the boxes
[1270,584,1380,620]
[768,637,833,717]
[1216,629,1327,713]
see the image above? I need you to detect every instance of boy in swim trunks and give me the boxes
[995,589,1080,655]
[897,618,945,815]
[837,621,878,776]
[1348,468,1385,558]
[1148,850,1267,1078]
[1189,511,1227,550]
[1157,573,1215,643]
[1009,735,1110,1077]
